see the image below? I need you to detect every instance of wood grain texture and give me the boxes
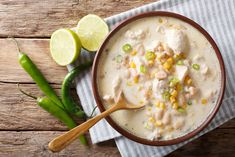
[0,38,67,84]
[0,82,85,131]
[0,0,234,156]
[0,0,156,37]
[0,131,120,157]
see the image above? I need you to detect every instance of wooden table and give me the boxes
[0,0,234,156]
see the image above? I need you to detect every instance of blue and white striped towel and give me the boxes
[68,0,235,156]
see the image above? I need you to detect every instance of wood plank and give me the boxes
[0,131,120,157]
[0,0,156,37]
[168,128,235,157]
[0,82,84,130]
[0,129,234,157]
[0,38,68,84]
[1,82,235,131]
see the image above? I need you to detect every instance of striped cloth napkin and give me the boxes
[68,0,235,156]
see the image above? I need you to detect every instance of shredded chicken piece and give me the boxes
[155,70,168,79]
[165,29,187,54]
[175,65,189,82]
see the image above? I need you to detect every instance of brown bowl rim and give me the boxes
[91,11,226,146]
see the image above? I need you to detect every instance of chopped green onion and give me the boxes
[176,60,184,65]
[192,64,200,70]
[140,65,147,73]
[169,77,179,87]
[115,55,123,63]
[187,100,192,105]
[122,44,132,53]
[162,90,170,101]
[145,51,156,61]
[177,107,185,113]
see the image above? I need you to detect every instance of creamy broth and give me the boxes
[97,16,221,140]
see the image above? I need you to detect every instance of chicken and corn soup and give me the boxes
[97,16,221,140]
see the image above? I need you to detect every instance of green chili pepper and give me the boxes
[162,90,170,101]
[192,63,200,70]
[61,61,93,118]
[140,65,147,73]
[145,51,156,61]
[122,43,132,53]
[177,107,186,113]
[176,60,184,65]
[17,84,87,145]
[115,55,123,63]
[13,38,64,109]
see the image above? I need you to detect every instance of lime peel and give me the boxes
[50,28,81,66]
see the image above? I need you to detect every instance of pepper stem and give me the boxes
[10,37,21,53]
[88,106,98,118]
[17,83,37,100]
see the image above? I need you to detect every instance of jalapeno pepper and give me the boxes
[13,38,64,109]
[61,61,93,118]
[18,84,87,145]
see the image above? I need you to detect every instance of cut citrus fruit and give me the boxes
[50,28,81,66]
[75,14,109,52]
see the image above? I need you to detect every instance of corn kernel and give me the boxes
[176,84,182,91]
[130,62,136,68]
[148,117,155,123]
[172,102,179,109]
[127,81,132,86]
[170,96,176,103]
[160,102,166,109]
[139,100,144,104]
[155,121,163,127]
[187,79,192,85]
[130,50,137,56]
[133,75,139,83]
[148,60,154,67]
[166,57,174,64]
[201,98,207,104]
[155,101,160,108]
[163,62,171,70]
[171,90,178,97]
[147,107,152,111]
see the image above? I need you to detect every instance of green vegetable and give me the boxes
[14,38,64,109]
[192,64,200,70]
[169,77,179,87]
[61,61,93,118]
[162,90,170,101]
[140,65,147,73]
[187,100,192,105]
[115,55,123,63]
[177,107,185,113]
[176,60,184,65]
[18,84,87,145]
[145,51,156,60]
[122,44,132,53]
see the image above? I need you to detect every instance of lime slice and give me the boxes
[76,14,109,52]
[50,28,81,66]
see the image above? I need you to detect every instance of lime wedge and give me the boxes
[50,28,81,66]
[75,14,109,52]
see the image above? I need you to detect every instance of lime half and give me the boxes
[76,14,109,52]
[50,28,81,66]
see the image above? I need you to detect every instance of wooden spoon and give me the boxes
[48,93,144,152]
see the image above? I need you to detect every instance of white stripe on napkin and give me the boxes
[68,0,235,156]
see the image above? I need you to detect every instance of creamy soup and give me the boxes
[97,16,221,140]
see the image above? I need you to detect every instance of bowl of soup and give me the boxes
[92,11,225,146]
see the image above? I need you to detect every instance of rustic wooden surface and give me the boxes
[0,0,234,157]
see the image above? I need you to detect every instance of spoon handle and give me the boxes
[48,104,120,152]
